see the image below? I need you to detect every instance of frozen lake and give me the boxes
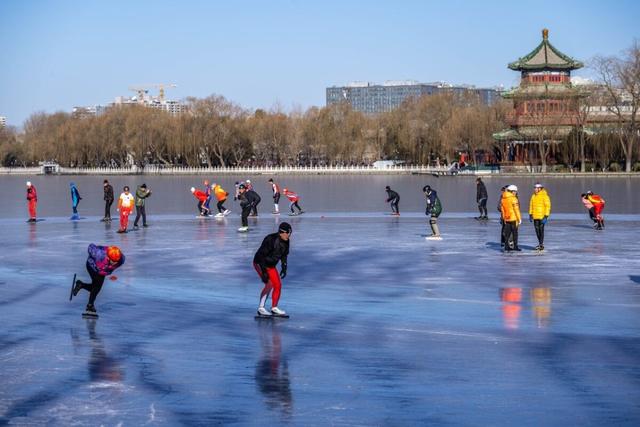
[1,175,640,425]
[2,215,640,425]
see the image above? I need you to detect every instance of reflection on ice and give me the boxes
[1,214,640,425]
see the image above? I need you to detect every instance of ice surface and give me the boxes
[1,211,640,425]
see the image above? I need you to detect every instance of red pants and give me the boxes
[254,263,282,307]
[119,207,132,230]
[593,203,604,220]
[28,200,37,219]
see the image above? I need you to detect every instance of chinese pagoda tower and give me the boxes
[494,29,586,165]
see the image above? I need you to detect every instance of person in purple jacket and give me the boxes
[71,244,125,316]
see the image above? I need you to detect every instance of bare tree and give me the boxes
[592,41,640,172]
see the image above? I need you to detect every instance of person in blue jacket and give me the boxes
[71,244,125,316]
[70,182,82,220]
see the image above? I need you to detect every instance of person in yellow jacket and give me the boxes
[528,183,551,251]
[501,185,522,251]
[212,183,230,217]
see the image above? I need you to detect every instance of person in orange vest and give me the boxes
[501,185,522,251]
[528,183,551,251]
[117,186,135,233]
[212,183,230,217]
[283,188,304,215]
[191,187,210,216]
[586,191,605,230]
[26,181,38,222]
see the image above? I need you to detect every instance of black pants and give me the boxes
[290,201,302,213]
[242,205,252,226]
[390,198,399,213]
[217,199,227,213]
[273,193,280,204]
[78,262,106,306]
[534,219,545,245]
[251,200,260,216]
[105,199,113,219]
[503,221,519,250]
[72,202,79,214]
[478,198,487,217]
[198,201,209,215]
[134,205,146,226]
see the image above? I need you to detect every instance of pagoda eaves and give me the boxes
[508,29,583,71]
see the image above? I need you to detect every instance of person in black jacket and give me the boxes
[238,184,259,232]
[253,222,291,317]
[102,180,114,222]
[248,188,261,217]
[476,177,488,220]
[385,186,400,215]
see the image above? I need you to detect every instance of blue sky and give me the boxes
[1,0,638,126]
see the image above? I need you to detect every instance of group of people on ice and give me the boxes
[189,178,304,232]
[25,180,152,233]
[383,177,605,251]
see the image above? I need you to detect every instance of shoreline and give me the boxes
[0,166,639,177]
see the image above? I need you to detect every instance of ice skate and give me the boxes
[215,212,224,218]
[426,235,442,241]
[70,213,80,220]
[256,307,272,317]
[223,209,231,216]
[238,226,249,232]
[271,307,289,318]
[82,304,98,318]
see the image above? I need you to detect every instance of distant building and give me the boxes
[326,81,500,114]
[73,90,186,119]
[493,28,587,163]
[0,116,6,128]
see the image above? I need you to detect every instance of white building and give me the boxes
[0,116,6,127]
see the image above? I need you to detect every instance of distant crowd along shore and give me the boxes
[2,164,640,176]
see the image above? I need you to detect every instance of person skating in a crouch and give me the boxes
[238,183,259,231]
[254,222,291,317]
[385,186,400,215]
[423,185,442,239]
[71,244,125,316]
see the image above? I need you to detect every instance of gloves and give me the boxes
[260,269,269,284]
[542,216,548,225]
[517,219,522,226]
[529,214,533,223]
[280,266,287,279]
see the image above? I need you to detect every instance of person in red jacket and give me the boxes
[283,188,304,216]
[586,191,605,230]
[26,181,38,222]
[191,187,210,216]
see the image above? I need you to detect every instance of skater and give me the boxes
[476,177,488,220]
[70,182,82,220]
[254,222,291,317]
[203,180,212,213]
[133,183,152,229]
[498,186,512,249]
[117,186,135,233]
[191,187,210,216]
[501,185,521,251]
[423,185,442,239]
[234,181,241,201]
[283,188,304,215]
[245,179,253,191]
[268,178,281,214]
[26,181,38,222]
[528,183,551,251]
[385,185,400,215]
[238,183,259,231]
[586,191,605,230]
[581,193,598,227]
[212,183,230,216]
[71,244,125,316]
[102,179,114,222]
[247,186,261,217]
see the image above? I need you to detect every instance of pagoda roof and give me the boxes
[508,29,583,71]
[502,84,589,99]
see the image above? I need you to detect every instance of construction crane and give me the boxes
[128,84,177,102]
